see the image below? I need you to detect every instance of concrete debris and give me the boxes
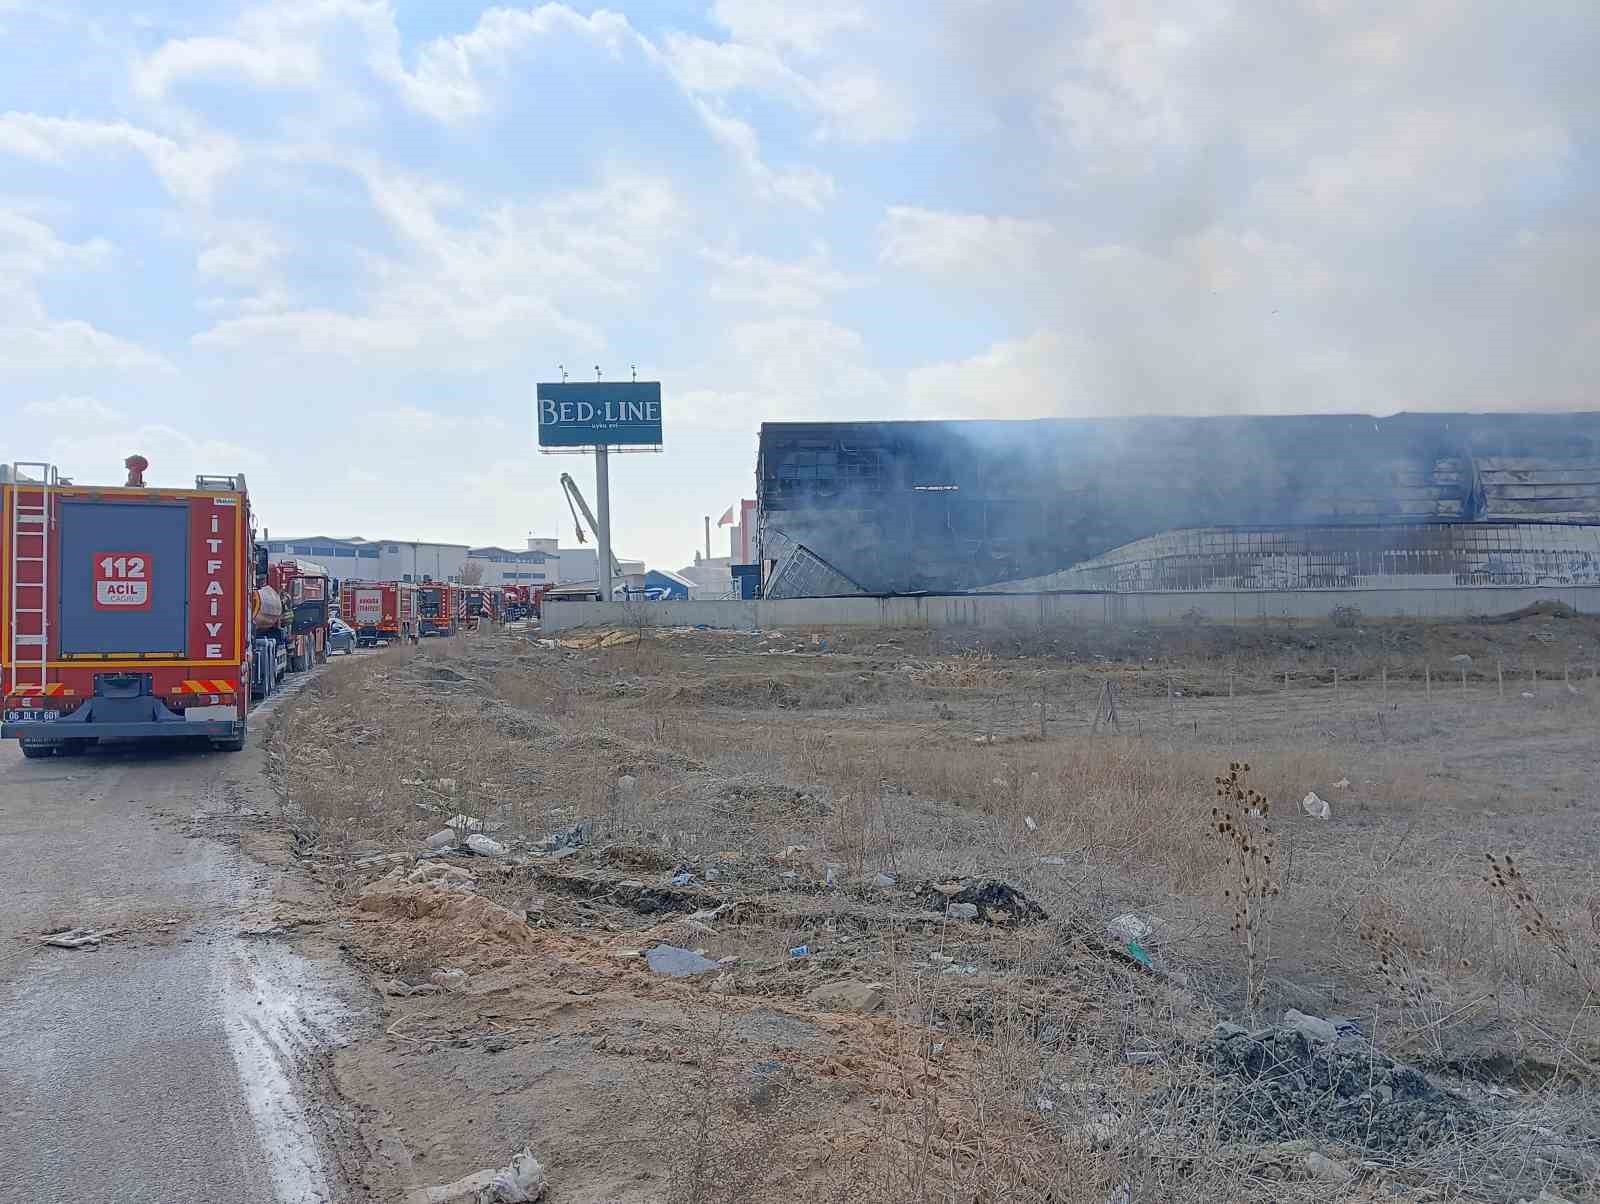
[1302,791,1331,820]
[946,902,979,920]
[406,1146,547,1204]
[807,980,887,1014]
[1283,1009,1339,1045]
[464,834,507,858]
[423,829,458,851]
[40,927,104,949]
[1302,1151,1352,1182]
[644,944,720,978]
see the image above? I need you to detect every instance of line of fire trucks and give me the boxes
[341,579,541,647]
[0,456,545,758]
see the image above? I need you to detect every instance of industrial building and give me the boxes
[263,536,470,584]
[755,413,1600,596]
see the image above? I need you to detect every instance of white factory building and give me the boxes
[264,535,569,587]
[263,536,470,583]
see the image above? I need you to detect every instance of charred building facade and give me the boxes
[755,414,1600,596]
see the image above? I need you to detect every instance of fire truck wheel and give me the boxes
[20,740,56,759]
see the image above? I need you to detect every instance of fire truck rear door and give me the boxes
[58,500,189,655]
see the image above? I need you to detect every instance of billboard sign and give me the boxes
[536,381,662,449]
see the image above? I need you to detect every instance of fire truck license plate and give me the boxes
[93,552,152,609]
[5,709,60,723]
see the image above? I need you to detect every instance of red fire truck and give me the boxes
[417,580,462,637]
[1,458,258,756]
[461,585,503,631]
[266,558,332,670]
[346,580,418,647]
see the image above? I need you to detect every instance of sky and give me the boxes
[2,0,1597,569]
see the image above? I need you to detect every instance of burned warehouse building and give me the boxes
[755,414,1600,597]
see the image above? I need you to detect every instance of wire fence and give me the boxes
[968,657,1600,745]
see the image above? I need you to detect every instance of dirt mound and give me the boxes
[1485,600,1578,623]
[357,873,539,954]
[1179,1021,1485,1154]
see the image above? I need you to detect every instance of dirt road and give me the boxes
[0,704,357,1203]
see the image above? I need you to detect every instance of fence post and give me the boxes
[1425,664,1431,702]
[1381,664,1387,699]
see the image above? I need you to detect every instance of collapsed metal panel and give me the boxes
[985,523,1600,593]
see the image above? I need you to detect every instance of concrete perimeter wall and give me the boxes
[540,585,1600,634]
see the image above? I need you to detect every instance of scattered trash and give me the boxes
[544,822,592,851]
[41,927,103,950]
[939,962,979,976]
[1024,815,1038,832]
[644,944,720,978]
[1035,1094,1056,1113]
[1332,777,1350,789]
[670,871,694,887]
[408,1145,548,1203]
[921,879,1047,926]
[789,944,809,958]
[704,866,722,881]
[429,968,467,988]
[808,980,887,1014]
[1124,1051,1160,1065]
[946,902,979,920]
[779,870,798,880]
[1124,941,1154,970]
[1521,690,1535,699]
[423,828,457,851]
[871,871,898,888]
[445,813,483,832]
[1302,791,1331,820]
[465,833,508,857]
[1106,913,1154,943]
[1037,855,1068,866]
[437,777,458,792]
[824,862,843,887]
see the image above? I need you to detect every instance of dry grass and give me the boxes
[270,620,1600,1203]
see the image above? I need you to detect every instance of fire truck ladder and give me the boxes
[8,462,58,695]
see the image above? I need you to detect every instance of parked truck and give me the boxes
[266,558,332,670]
[1,458,259,756]
[417,581,462,637]
[346,580,418,647]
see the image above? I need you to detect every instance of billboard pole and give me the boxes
[595,445,612,603]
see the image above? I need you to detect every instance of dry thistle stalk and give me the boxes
[1483,852,1594,990]
[1211,762,1280,1012]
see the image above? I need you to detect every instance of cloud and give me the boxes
[0,112,238,204]
[880,207,1055,278]
[704,244,866,309]
[196,166,680,357]
[132,33,323,100]
[710,0,868,56]
[21,396,127,424]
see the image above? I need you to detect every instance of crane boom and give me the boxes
[558,473,622,585]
